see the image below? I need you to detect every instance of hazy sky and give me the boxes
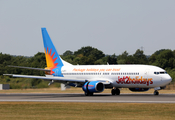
[0,0,175,56]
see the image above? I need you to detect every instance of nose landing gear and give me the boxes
[154,90,159,95]
[154,87,163,95]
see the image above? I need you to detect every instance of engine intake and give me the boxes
[82,81,104,93]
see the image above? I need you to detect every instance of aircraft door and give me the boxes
[144,69,149,80]
[100,72,103,78]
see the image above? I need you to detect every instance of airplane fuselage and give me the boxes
[55,65,172,88]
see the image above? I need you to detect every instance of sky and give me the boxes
[0,0,175,56]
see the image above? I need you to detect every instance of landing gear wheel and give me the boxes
[111,89,116,95]
[115,88,120,95]
[85,92,89,96]
[89,92,93,96]
[85,92,94,96]
[111,88,120,95]
[154,90,159,95]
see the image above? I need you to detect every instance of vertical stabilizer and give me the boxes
[41,28,63,69]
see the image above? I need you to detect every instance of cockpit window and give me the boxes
[154,71,167,75]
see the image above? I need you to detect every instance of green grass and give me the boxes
[0,76,60,89]
[0,102,175,120]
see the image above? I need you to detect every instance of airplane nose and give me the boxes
[166,74,172,83]
[161,74,172,86]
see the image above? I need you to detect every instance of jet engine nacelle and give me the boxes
[129,88,149,92]
[82,81,104,93]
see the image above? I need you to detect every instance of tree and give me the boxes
[125,55,135,64]
[61,55,75,65]
[154,50,174,69]
[117,51,129,64]
[106,54,117,64]
[149,49,169,65]
[63,50,73,56]
[79,56,95,65]
[74,46,105,61]
[133,49,148,64]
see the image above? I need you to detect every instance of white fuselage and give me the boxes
[60,65,172,88]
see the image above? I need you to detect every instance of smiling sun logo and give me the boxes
[45,47,58,71]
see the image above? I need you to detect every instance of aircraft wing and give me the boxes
[3,74,85,83]
[3,74,112,85]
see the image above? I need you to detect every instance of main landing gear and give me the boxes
[154,90,159,95]
[111,88,120,95]
[85,92,93,96]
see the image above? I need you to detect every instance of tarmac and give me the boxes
[0,93,175,103]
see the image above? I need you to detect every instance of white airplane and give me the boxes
[4,28,172,96]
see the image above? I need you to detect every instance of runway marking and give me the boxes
[0,100,175,103]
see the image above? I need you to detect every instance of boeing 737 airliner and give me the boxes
[4,28,172,96]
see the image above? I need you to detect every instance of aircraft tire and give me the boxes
[115,88,120,95]
[111,89,120,95]
[85,92,93,96]
[154,90,159,95]
[111,89,116,95]
[85,92,89,96]
[89,92,93,96]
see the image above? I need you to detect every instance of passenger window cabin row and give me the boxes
[62,72,140,76]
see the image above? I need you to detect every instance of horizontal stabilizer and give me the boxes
[7,65,50,72]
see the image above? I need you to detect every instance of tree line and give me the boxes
[1,46,175,82]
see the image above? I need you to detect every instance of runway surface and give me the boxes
[0,93,175,103]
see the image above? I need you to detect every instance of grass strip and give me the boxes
[0,102,174,120]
